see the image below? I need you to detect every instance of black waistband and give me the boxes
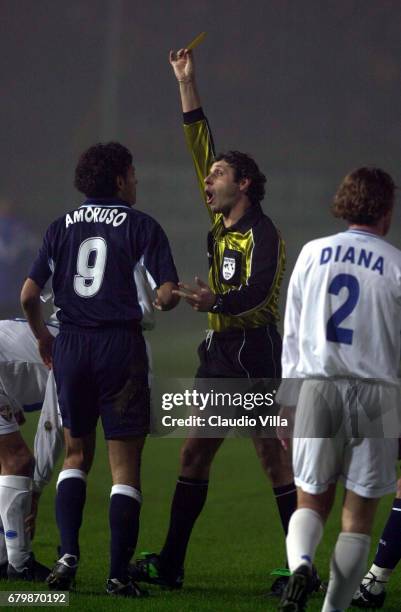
[60,320,142,333]
[210,324,277,340]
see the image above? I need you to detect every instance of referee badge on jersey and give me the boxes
[220,249,242,285]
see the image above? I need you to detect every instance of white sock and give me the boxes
[0,475,32,571]
[110,484,142,504]
[56,468,87,488]
[286,508,324,572]
[322,532,371,612]
[367,563,392,582]
[0,514,7,565]
[361,563,391,594]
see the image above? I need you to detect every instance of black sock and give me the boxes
[160,476,208,574]
[109,493,141,581]
[56,477,86,558]
[374,498,401,569]
[273,482,297,536]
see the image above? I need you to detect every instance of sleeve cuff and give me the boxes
[183,107,205,125]
[27,274,47,290]
[209,294,225,314]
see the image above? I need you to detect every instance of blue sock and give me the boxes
[374,498,401,569]
[109,486,142,581]
[55,471,87,559]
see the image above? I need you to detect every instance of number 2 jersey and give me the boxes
[282,229,401,383]
[28,198,179,328]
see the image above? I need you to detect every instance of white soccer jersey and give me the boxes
[282,229,401,382]
[0,319,59,415]
[33,371,63,493]
[0,320,63,492]
[133,258,157,331]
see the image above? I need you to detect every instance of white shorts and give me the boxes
[293,379,400,498]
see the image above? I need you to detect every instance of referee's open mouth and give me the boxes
[205,189,214,205]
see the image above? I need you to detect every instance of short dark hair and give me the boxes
[215,150,266,205]
[74,142,133,198]
[332,167,395,225]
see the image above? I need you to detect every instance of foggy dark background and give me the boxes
[1,0,400,369]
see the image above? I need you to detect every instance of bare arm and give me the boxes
[20,278,54,368]
[169,49,201,112]
[153,281,180,311]
[169,47,216,221]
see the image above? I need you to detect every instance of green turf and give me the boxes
[3,418,401,611]
[3,332,401,610]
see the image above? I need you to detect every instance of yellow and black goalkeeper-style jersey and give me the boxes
[183,107,285,333]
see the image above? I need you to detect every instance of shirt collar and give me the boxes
[81,197,132,208]
[221,203,263,234]
[345,229,385,241]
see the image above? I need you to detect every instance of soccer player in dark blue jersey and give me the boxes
[21,142,179,597]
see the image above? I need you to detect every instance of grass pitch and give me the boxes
[4,330,401,611]
[6,429,401,611]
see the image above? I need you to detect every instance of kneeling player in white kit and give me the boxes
[0,319,62,580]
[278,167,401,611]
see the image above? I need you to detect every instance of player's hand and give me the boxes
[172,277,216,312]
[14,410,26,426]
[169,48,194,83]
[153,296,164,311]
[153,295,178,311]
[153,282,180,311]
[25,491,40,539]
[276,405,295,451]
[38,332,54,369]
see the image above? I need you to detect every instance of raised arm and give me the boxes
[169,48,216,221]
[169,49,200,112]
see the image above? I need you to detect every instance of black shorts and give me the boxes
[191,325,282,437]
[195,324,282,379]
[53,325,150,439]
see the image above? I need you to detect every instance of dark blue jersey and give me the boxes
[29,198,179,328]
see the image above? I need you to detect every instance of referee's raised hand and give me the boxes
[169,48,195,83]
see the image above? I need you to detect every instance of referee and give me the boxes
[135,47,296,595]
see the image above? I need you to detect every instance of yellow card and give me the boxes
[186,32,207,50]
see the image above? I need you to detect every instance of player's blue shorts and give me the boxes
[52,324,150,439]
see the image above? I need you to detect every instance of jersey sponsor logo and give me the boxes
[220,248,242,285]
[5,530,18,539]
[320,245,384,275]
[65,207,128,228]
[0,404,13,422]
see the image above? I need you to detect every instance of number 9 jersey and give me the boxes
[282,229,401,383]
[28,199,178,328]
